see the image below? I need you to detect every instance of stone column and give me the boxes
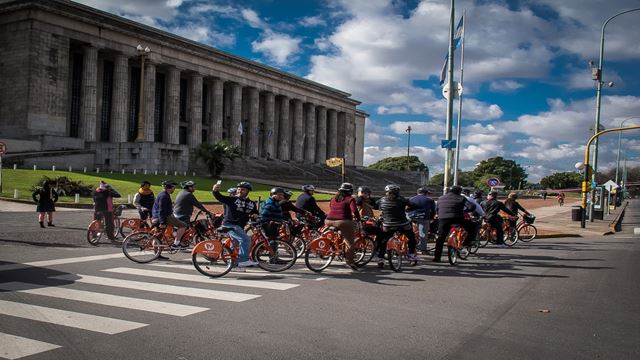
[327,109,338,158]
[230,83,242,147]
[304,103,316,163]
[337,111,346,157]
[277,96,291,160]
[315,106,327,163]
[292,99,304,162]
[110,54,129,142]
[80,46,98,142]
[263,92,276,159]
[248,87,260,157]
[354,113,366,166]
[165,67,180,144]
[344,112,356,166]
[142,62,156,142]
[188,74,203,148]
[211,78,224,142]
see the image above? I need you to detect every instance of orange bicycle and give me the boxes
[446,224,468,265]
[304,224,375,272]
[385,231,418,272]
[87,205,127,245]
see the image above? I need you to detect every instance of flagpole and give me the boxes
[453,10,465,186]
[443,0,455,194]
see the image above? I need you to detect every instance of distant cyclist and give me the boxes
[375,184,418,268]
[296,185,326,226]
[133,180,154,222]
[172,180,210,250]
[504,192,532,229]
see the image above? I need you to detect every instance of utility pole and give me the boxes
[443,0,456,194]
[406,125,412,171]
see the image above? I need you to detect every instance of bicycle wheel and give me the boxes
[252,240,297,272]
[469,236,481,254]
[87,221,102,246]
[113,217,121,239]
[122,232,160,263]
[304,248,334,272]
[387,249,402,272]
[192,246,233,278]
[447,246,458,265]
[503,227,519,247]
[354,236,375,267]
[518,224,537,242]
[291,235,307,258]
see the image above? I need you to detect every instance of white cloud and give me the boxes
[165,0,183,8]
[300,16,326,27]
[314,37,332,51]
[241,8,265,29]
[489,80,524,92]
[389,121,444,135]
[251,30,302,66]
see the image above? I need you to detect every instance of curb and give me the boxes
[609,201,628,233]
[536,233,582,239]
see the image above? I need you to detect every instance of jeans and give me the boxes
[225,223,252,262]
[414,219,430,251]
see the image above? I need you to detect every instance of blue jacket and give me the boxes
[408,194,436,220]
[260,197,283,222]
[152,191,173,224]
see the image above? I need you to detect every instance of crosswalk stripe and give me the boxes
[0,282,208,317]
[0,253,124,272]
[0,300,146,335]
[51,274,260,302]
[0,332,61,360]
[102,267,299,290]
[148,262,328,280]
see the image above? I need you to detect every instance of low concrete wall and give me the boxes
[0,138,42,152]
[22,153,95,169]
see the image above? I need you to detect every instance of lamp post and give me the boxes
[406,125,412,171]
[135,44,151,142]
[616,117,640,186]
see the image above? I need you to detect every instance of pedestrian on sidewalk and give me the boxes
[32,180,58,228]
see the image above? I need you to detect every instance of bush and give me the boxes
[31,176,93,197]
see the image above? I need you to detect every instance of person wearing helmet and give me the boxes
[171,180,210,250]
[433,185,479,261]
[281,190,309,221]
[504,192,532,230]
[296,184,326,226]
[355,186,377,218]
[480,191,515,247]
[133,180,155,222]
[326,183,361,270]
[408,187,436,254]
[472,190,484,202]
[259,187,286,240]
[227,187,237,196]
[92,181,122,241]
[151,180,184,259]
[374,184,418,268]
[212,180,259,268]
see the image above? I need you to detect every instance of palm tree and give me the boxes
[194,141,241,177]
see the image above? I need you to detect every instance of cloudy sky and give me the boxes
[75,0,640,182]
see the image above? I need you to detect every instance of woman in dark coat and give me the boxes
[32,181,58,228]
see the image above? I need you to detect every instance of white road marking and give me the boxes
[0,282,208,317]
[102,267,299,290]
[0,253,124,272]
[0,332,61,360]
[148,262,327,280]
[0,300,147,335]
[634,228,640,235]
[51,274,260,302]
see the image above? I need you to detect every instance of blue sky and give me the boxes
[76,0,640,182]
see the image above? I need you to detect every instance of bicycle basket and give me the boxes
[524,215,536,224]
[113,205,126,217]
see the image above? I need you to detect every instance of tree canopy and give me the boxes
[368,156,427,172]
[429,156,528,190]
[194,141,241,177]
[540,172,582,189]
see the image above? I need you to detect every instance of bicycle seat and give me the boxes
[326,226,339,232]
[216,226,234,233]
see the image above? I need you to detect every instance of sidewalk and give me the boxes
[531,201,620,237]
[0,199,84,212]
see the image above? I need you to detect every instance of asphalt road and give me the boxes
[0,201,638,359]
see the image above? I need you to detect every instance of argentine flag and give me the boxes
[439,15,464,86]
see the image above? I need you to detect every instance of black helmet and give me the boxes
[270,187,285,195]
[161,180,177,188]
[302,184,315,192]
[284,190,293,199]
[357,186,371,194]
[338,182,354,193]
[450,185,463,195]
[227,187,237,194]
[181,180,195,189]
[417,187,429,194]
[384,184,400,194]
[474,190,484,198]
[462,188,471,195]
[236,181,253,191]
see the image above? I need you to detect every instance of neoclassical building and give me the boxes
[0,0,366,171]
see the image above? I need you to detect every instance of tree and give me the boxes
[540,172,582,189]
[472,156,527,190]
[194,141,241,177]
[428,171,477,187]
[368,156,427,172]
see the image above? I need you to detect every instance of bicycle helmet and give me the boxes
[384,184,400,195]
[181,180,195,189]
[358,186,371,194]
[284,190,293,199]
[236,181,253,191]
[227,187,237,194]
[302,184,315,192]
[473,190,484,198]
[338,182,354,193]
[450,185,463,195]
[270,187,285,195]
[161,180,177,188]
[417,186,429,194]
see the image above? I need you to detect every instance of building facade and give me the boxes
[0,0,366,171]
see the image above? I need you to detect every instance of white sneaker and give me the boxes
[238,260,259,267]
[231,267,246,272]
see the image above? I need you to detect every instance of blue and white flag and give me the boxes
[439,15,464,85]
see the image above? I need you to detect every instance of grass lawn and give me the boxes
[0,169,333,204]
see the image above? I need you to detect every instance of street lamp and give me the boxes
[405,126,412,171]
[615,117,640,186]
[135,44,151,142]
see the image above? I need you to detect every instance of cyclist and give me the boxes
[472,190,484,203]
[151,180,186,259]
[227,187,237,196]
[480,191,515,247]
[212,181,259,268]
[462,188,485,249]
[172,180,210,250]
[355,186,377,218]
[260,187,286,240]
[504,193,532,230]
[296,184,326,226]
[408,187,436,254]
[375,184,417,268]
[92,181,121,241]
[557,192,565,206]
[133,180,154,222]
[325,183,361,270]
[433,185,476,262]
[281,190,309,221]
